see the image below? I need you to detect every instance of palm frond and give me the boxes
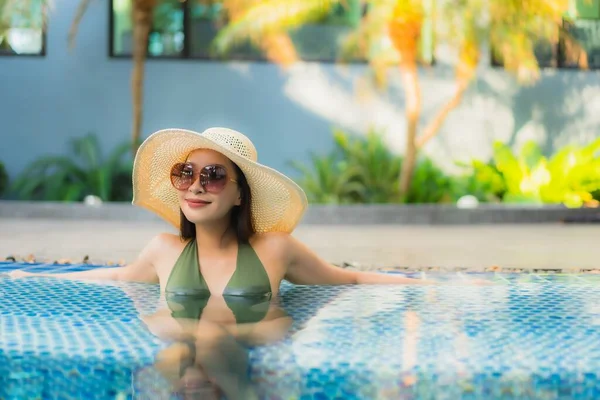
[340,0,395,61]
[221,0,262,19]
[99,140,133,200]
[68,0,92,49]
[211,0,338,56]
[71,133,101,170]
[487,0,569,83]
[387,0,425,62]
[10,156,85,200]
[0,161,8,197]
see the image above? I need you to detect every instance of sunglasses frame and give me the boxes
[170,162,238,192]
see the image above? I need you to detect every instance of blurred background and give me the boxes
[3,5,600,399]
[0,0,599,208]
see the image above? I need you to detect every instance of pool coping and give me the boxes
[1,201,599,225]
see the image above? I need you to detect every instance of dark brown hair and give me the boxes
[179,162,255,243]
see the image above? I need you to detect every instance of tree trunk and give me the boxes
[415,76,471,149]
[415,39,478,150]
[131,0,155,155]
[68,0,93,49]
[398,64,421,198]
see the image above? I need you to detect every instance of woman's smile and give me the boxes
[185,198,212,208]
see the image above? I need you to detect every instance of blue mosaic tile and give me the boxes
[1,263,600,399]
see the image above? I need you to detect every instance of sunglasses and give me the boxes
[170,162,237,193]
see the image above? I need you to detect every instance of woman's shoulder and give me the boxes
[150,232,184,244]
[250,231,292,249]
[138,233,189,274]
[249,232,296,271]
[143,232,188,256]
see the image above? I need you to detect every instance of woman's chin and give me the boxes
[180,203,230,226]
[182,215,209,225]
[181,206,212,220]
[181,211,221,225]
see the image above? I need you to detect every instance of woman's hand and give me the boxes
[5,234,168,284]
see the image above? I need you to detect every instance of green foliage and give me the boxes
[332,127,402,203]
[452,159,507,202]
[0,161,8,198]
[288,152,364,204]
[292,130,600,208]
[290,128,453,204]
[458,138,600,207]
[10,133,134,202]
[406,158,453,204]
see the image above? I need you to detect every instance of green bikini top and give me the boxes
[164,239,272,324]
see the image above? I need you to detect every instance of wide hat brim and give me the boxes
[132,128,308,233]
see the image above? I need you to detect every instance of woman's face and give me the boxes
[174,149,241,225]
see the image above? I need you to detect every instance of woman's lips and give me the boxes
[185,199,211,208]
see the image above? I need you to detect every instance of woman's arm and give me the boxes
[8,234,162,284]
[283,235,434,286]
[9,265,122,280]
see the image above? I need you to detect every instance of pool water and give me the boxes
[1,261,600,399]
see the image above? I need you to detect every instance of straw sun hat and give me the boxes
[132,127,308,233]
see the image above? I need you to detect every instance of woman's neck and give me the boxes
[194,219,236,250]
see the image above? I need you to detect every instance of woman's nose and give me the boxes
[188,175,205,193]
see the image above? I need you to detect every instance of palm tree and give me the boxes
[1,0,298,154]
[211,0,576,197]
[69,0,156,155]
[67,0,301,153]
[1,0,154,155]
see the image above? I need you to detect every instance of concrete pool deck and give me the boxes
[1,218,599,272]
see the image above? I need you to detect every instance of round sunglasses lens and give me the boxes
[202,165,228,192]
[170,163,193,190]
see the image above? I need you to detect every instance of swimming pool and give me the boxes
[1,261,600,399]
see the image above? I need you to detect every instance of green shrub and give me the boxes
[10,133,134,202]
[451,159,506,202]
[292,130,600,207]
[406,157,453,204]
[458,138,600,207]
[0,161,8,198]
[290,128,453,204]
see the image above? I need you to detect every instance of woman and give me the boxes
[9,127,434,288]
[8,127,441,398]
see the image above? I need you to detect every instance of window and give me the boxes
[110,0,366,62]
[491,0,600,70]
[491,32,560,69]
[188,0,364,60]
[0,0,46,56]
[111,0,184,57]
[559,18,600,69]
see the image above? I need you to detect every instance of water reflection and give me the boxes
[117,283,292,400]
[274,275,600,398]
